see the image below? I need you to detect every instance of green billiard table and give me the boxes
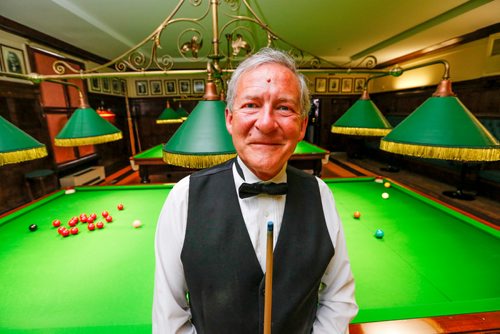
[0,178,498,333]
[129,140,330,182]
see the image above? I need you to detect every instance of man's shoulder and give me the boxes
[190,158,234,179]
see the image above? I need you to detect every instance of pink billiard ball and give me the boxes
[52,219,61,228]
[102,211,109,218]
[105,215,113,223]
[87,223,95,231]
[96,222,104,229]
[353,211,361,219]
[117,204,124,210]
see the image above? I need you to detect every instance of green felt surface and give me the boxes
[0,185,171,334]
[133,140,327,160]
[0,179,499,333]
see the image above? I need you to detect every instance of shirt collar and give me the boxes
[234,156,287,184]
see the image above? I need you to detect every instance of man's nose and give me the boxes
[254,107,278,133]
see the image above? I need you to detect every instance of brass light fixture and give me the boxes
[380,60,499,162]
[53,82,122,147]
[331,73,394,136]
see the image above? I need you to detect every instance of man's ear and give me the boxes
[225,108,233,135]
[298,116,308,140]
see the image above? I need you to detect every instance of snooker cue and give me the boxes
[264,221,274,334]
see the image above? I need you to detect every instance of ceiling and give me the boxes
[0,0,499,71]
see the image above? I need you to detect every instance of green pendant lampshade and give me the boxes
[0,115,48,166]
[176,103,189,121]
[55,107,122,146]
[157,101,184,124]
[163,99,236,168]
[331,90,392,136]
[380,80,499,161]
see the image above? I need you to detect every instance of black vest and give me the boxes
[181,160,335,334]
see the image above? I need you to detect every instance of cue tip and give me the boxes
[267,221,273,231]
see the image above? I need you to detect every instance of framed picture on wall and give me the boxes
[354,78,366,92]
[315,78,327,93]
[136,80,148,96]
[88,78,101,92]
[150,80,163,95]
[165,80,177,95]
[341,78,353,93]
[120,79,127,95]
[179,79,191,94]
[193,79,205,94]
[328,78,340,93]
[1,45,27,74]
[102,78,111,93]
[112,78,121,94]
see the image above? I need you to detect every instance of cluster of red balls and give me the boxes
[52,204,124,237]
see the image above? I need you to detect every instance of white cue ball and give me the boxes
[132,220,142,228]
[382,192,389,199]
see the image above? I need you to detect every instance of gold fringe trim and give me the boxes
[163,151,237,169]
[0,146,48,166]
[156,119,184,124]
[331,126,391,136]
[55,132,122,147]
[380,140,500,161]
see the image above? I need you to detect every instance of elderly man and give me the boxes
[153,48,358,334]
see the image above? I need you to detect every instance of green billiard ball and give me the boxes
[374,229,384,239]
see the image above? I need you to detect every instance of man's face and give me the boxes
[225,63,307,180]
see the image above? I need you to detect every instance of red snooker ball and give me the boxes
[57,226,65,235]
[87,223,95,231]
[96,222,104,229]
[117,204,124,210]
[61,229,70,237]
[52,219,61,227]
[105,216,113,223]
[70,227,79,235]
[90,213,97,220]
[68,220,77,227]
[86,217,94,224]
[102,211,109,217]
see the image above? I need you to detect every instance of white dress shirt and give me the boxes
[153,157,358,333]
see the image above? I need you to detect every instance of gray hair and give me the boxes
[226,48,310,118]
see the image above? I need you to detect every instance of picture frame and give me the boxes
[112,78,121,94]
[354,78,366,92]
[164,80,177,95]
[341,78,353,93]
[136,80,148,96]
[88,78,101,92]
[102,78,111,93]
[1,45,27,74]
[120,79,127,95]
[179,79,191,94]
[328,78,340,93]
[193,79,205,94]
[150,80,163,95]
[315,78,327,93]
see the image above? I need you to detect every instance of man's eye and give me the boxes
[277,106,290,111]
[243,103,257,108]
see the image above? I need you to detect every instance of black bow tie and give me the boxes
[238,182,288,199]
